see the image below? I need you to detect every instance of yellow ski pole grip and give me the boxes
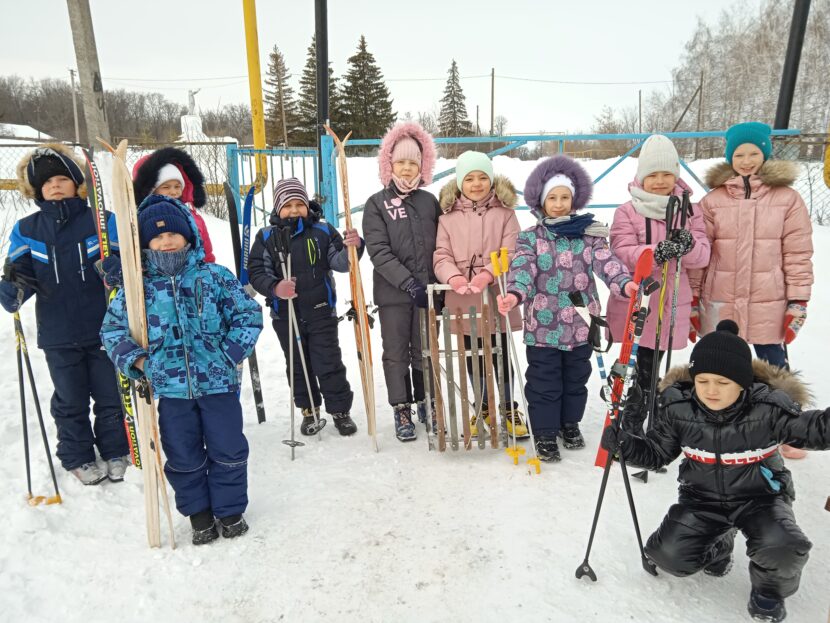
[490,251,500,278]
[500,247,509,274]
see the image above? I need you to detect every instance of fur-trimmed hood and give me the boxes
[16,143,87,201]
[704,159,799,190]
[660,359,813,407]
[438,174,517,213]
[378,122,437,187]
[523,155,593,217]
[132,147,207,208]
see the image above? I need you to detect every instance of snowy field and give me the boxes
[0,155,828,623]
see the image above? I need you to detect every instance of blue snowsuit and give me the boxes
[101,195,263,519]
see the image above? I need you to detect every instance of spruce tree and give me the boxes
[438,59,473,141]
[264,45,300,147]
[340,35,396,139]
[296,35,342,146]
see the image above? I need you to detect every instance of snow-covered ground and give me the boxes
[0,156,828,623]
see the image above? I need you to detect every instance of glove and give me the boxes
[669,229,694,257]
[447,275,469,295]
[95,255,123,289]
[653,240,683,264]
[404,278,428,309]
[274,277,297,300]
[623,280,638,298]
[342,228,361,247]
[783,301,807,345]
[467,270,493,294]
[497,293,518,316]
[2,257,39,292]
[689,296,701,342]
[600,424,624,454]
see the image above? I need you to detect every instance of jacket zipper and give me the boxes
[170,275,194,398]
[77,243,86,282]
[714,423,725,499]
[742,175,751,199]
[51,246,60,284]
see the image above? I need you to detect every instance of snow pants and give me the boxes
[378,303,425,406]
[645,496,812,599]
[43,344,128,470]
[524,343,592,437]
[158,392,249,519]
[273,313,352,414]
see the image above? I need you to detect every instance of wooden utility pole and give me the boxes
[490,68,495,135]
[638,90,642,133]
[68,68,80,144]
[66,0,110,144]
[694,72,704,160]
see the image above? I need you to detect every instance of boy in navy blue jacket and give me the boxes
[0,144,129,486]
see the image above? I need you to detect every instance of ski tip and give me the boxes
[633,248,654,281]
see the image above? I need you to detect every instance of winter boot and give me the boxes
[535,435,561,462]
[393,403,417,442]
[331,412,357,436]
[703,529,736,577]
[219,514,249,539]
[105,455,131,482]
[500,403,529,439]
[470,405,491,438]
[300,407,327,436]
[559,423,586,450]
[70,461,107,486]
[416,400,428,425]
[190,510,219,546]
[747,589,786,622]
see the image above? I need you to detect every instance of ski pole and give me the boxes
[663,190,691,372]
[281,254,304,459]
[490,251,519,460]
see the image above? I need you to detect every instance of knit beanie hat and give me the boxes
[689,320,754,389]
[153,163,186,192]
[724,122,772,164]
[27,147,84,201]
[390,137,422,164]
[139,201,194,248]
[455,151,494,191]
[636,134,680,183]
[273,177,309,214]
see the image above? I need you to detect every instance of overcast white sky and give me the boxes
[2,0,766,134]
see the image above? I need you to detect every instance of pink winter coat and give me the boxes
[434,175,522,334]
[606,178,710,351]
[691,160,813,344]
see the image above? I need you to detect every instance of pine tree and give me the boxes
[264,45,300,147]
[296,35,342,147]
[340,35,396,139]
[438,60,473,140]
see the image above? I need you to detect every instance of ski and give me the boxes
[81,147,142,469]
[223,182,266,424]
[324,126,377,451]
[104,138,176,549]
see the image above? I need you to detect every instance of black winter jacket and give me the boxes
[362,185,441,306]
[617,360,829,503]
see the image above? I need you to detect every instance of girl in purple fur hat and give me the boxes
[498,155,636,462]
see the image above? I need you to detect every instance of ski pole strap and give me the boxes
[568,291,613,352]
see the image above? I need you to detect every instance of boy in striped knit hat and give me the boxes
[248,178,363,436]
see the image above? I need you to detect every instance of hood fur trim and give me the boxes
[377,122,437,187]
[438,174,517,212]
[660,359,813,406]
[704,159,799,190]
[16,143,87,201]
[132,147,207,208]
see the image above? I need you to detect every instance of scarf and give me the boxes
[630,186,672,220]
[541,213,610,238]
[392,174,421,197]
[144,244,192,277]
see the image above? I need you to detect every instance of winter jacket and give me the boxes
[132,148,215,263]
[606,178,710,350]
[434,176,522,334]
[690,161,813,344]
[247,201,361,321]
[100,196,262,399]
[616,360,830,504]
[507,219,631,350]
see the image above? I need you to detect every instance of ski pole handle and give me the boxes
[500,247,509,274]
[490,251,500,278]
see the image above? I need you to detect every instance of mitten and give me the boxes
[274,277,297,300]
[601,424,625,454]
[467,270,493,294]
[342,228,361,247]
[447,275,469,295]
[95,255,123,289]
[669,228,694,257]
[783,301,807,345]
[689,296,701,342]
[653,240,682,264]
[497,293,518,316]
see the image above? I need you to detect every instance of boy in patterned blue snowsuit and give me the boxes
[101,195,262,545]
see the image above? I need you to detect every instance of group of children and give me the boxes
[1,122,827,620]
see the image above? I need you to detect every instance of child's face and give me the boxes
[543,187,573,218]
[148,232,188,252]
[642,172,677,196]
[461,171,492,202]
[392,159,420,182]
[731,144,764,177]
[694,373,743,411]
[154,180,183,200]
[279,199,308,219]
[41,175,77,201]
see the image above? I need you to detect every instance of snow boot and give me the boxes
[331,412,357,436]
[747,589,786,622]
[300,407,327,436]
[393,403,417,442]
[703,529,735,577]
[190,510,219,546]
[500,403,529,439]
[416,400,428,425]
[470,406,492,438]
[70,461,107,485]
[105,455,131,482]
[535,435,561,462]
[559,423,585,449]
[219,514,249,539]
